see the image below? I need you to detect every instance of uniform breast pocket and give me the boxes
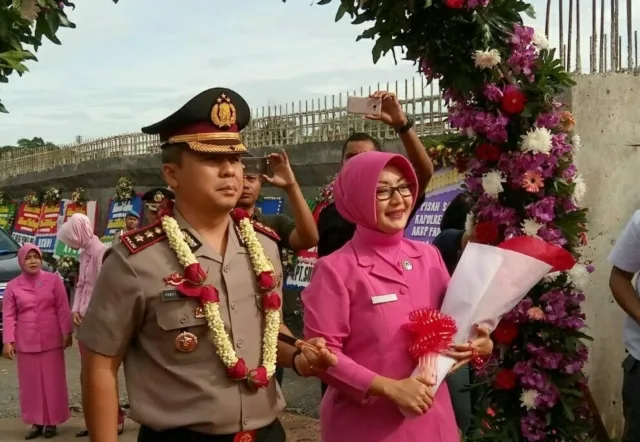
[155,300,212,365]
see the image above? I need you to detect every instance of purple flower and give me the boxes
[536,383,560,408]
[535,112,560,129]
[520,411,546,441]
[538,226,568,246]
[505,297,534,322]
[484,83,503,102]
[526,197,556,222]
[514,361,548,389]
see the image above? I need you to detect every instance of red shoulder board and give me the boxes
[120,221,166,254]
[250,219,280,242]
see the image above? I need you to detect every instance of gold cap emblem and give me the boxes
[211,93,237,129]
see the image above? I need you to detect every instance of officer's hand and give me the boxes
[294,338,338,376]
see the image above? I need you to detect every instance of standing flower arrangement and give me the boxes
[295,0,596,439]
[43,187,61,206]
[114,177,135,202]
[314,173,336,208]
[56,256,79,278]
[71,187,87,206]
[23,191,40,207]
[159,202,280,390]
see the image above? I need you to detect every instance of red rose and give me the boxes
[476,143,501,162]
[231,208,249,221]
[262,292,281,311]
[157,199,174,218]
[493,369,517,390]
[257,271,276,291]
[444,0,465,8]
[227,358,248,380]
[474,221,500,244]
[247,366,270,389]
[199,285,220,304]
[492,320,518,345]
[184,263,206,286]
[501,87,526,115]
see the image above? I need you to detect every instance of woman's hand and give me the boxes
[2,343,15,360]
[444,324,493,373]
[63,334,73,349]
[294,337,338,376]
[384,376,434,416]
[72,312,83,327]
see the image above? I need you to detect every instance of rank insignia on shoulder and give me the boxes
[250,219,280,242]
[121,221,166,254]
[181,229,202,252]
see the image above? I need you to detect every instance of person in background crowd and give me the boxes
[2,243,73,440]
[431,191,474,436]
[302,151,492,442]
[236,150,319,386]
[316,91,434,396]
[77,87,336,442]
[142,188,174,224]
[56,213,127,437]
[112,209,140,244]
[608,209,640,442]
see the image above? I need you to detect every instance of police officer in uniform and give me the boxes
[77,88,336,442]
[112,209,140,244]
[141,187,174,223]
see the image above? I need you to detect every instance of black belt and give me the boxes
[137,419,285,442]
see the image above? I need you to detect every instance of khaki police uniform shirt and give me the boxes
[77,211,286,435]
[112,230,123,244]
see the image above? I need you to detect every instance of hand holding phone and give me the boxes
[241,156,271,176]
[346,96,382,117]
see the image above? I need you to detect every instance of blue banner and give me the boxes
[257,196,284,215]
[101,195,144,245]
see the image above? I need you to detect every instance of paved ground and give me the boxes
[0,344,321,441]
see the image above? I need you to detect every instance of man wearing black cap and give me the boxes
[77,87,336,442]
[141,187,174,224]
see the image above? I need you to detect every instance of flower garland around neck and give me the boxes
[159,202,281,390]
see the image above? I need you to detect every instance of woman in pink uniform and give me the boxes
[302,151,492,442]
[2,243,73,439]
[57,213,126,437]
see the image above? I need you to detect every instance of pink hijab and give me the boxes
[57,213,94,249]
[333,151,418,264]
[17,243,43,286]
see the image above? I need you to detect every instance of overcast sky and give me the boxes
[0,0,633,145]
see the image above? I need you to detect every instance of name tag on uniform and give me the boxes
[161,289,182,302]
[371,294,398,305]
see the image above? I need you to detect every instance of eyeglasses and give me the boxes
[375,184,413,201]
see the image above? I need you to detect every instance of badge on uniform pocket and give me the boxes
[161,289,182,302]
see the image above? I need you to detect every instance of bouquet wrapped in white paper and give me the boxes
[401,236,575,417]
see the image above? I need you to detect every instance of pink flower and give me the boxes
[527,307,545,321]
[522,171,544,193]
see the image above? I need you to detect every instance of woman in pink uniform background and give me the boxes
[302,151,492,442]
[2,243,73,439]
[57,213,126,437]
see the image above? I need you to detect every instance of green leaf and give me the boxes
[524,5,536,19]
[0,101,7,114]
[316,0,332,4]
[335,4,346,21]
[371,34,393,64]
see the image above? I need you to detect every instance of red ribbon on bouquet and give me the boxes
[497,236,575,272]
[403,308,457,363]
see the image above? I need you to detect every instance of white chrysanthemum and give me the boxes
[465,213,475,235]
[522,218,543,237]
[520,390,539,410]
[543,271,561,283]
[481,170,505,198]
[571,134,582,153]
[520,127,553,155]
[568,264,589,290]
[572,175,587,204]
[473,49,502,69]
[532,30,550,51]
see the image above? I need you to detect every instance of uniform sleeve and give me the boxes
[609,210,640,273]
[2,282,16,344]
[77,248,146,357]
[265,214,296,251]
[302,258,377,402]
[53,276,73,335]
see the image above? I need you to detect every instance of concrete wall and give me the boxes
[571,74,640,437]
[1,74,637,436]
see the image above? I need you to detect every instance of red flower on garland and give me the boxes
[247,366,270,389]
[227,358,248,380]
[262,292,282,310]
[200,285,220,304]
[476,143,501,162]
[501,87,527,115]
[474,221,500,244]
[257,271,276,292]
[444,0,465,8]
[493,368,517,390]
[185,263,207,287]
[231,208,250,221]
[492,320,519,345]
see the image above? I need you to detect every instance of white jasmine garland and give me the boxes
[572,175,587,204]
[481,170,505,198]
[522,218,543,237]
[520,390,539,410]
[473,49,502,69]
[520,127,553,155]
